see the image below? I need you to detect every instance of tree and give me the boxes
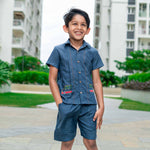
[99,70,123,87]
[14,56,41,71]
[0,59,11,87]
[115,50,150,73]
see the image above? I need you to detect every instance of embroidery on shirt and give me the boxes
[89,84,94,92]
[61,91,72,94]
[61,85,72,94]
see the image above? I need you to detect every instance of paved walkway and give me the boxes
[0,98,150,150]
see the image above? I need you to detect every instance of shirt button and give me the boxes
[79,81,82,83]
[78,72,81,74]
[80,92,82,94]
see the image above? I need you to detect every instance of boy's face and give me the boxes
[63,14,90,42]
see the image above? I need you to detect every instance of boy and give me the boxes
[46,8,104,150]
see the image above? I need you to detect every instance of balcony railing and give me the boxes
[14,0,24,8]
[12,37,23,47]
[139,10,147,17]
[138,28,146,34]
[13,19,24,27]
[139,45,150,50]
[14,0,25,13]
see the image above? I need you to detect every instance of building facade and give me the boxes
[0,0,43,64]
[93,0,150,76]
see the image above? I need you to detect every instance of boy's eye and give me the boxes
[73,23,77,25]
[82,24,86,26]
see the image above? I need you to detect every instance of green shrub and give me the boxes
[128,72,150,82]
[11,71,49,85]
[14,56,41,71]
[0,59,11,87]
[99,70,126,87]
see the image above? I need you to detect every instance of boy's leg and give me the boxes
[78,104,97,150]
[83,138,98,150]
[61,139,74,150]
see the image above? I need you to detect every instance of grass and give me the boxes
[0,92,55,108]
[106,96,150,112]
[0,93,150,111]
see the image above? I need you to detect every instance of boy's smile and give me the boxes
[63,14,90,42]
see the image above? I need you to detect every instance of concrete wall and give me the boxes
[121,89,150,104]
[0,0,14,63]
[0,84,11,93]
[11,84,121,96]
[109,0,128,76]
[11,84,50,93]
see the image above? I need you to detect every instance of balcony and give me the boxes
[139,11,147,17]
[13,19,24,31]
[12,37,23,49]
[138,28,146,35]
[138,45,150,50]
[14,0,25,19]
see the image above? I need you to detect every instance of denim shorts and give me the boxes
[54,102,97,142]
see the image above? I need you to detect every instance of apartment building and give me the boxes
[0,0,43,64]
[93,0,150,76]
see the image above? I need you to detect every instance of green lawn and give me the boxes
[106,97,150,112]
[1,93,150,111]
[0,92,54,108]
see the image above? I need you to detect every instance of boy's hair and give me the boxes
[63,8,90,28]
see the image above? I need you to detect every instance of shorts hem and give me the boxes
[81,134,97,140]
[54,135,75,142]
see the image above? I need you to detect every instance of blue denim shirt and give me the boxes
[46,39,104,104]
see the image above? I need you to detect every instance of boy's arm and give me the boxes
[49,65,62,107]
[92,69,104,129]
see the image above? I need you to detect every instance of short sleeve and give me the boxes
[46,47,59,69]
[92,50,104,70]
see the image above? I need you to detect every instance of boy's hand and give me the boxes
[93,108,104,129]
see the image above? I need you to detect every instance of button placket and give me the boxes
[76,51,82,96]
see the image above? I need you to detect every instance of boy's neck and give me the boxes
[69,39,83,50]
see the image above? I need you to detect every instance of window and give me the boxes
[127,24,135,31]
[149,4,150,17]
[139,3,147,17]
[139,21,146,34]
[128,7,135,14]
[127,41,134,48]
[149,22,150,34]
[94,39,99,49]
[148,42,150,49]
[95,27,99,37]
[95,15,100,25]
[96,3,100,13]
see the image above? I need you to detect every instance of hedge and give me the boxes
[11,71,49,85]
[122,72,150,90]
[128,72,150,82]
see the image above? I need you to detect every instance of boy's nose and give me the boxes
[77,24,82,29]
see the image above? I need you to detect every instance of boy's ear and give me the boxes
[86,28,91,35]
[63,25,68,33]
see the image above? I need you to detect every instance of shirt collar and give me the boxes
[64,39,91,49]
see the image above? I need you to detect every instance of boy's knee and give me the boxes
[62,139,74,148]
[83,138,97,149]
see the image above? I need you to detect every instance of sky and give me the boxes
[40,0,95,63]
